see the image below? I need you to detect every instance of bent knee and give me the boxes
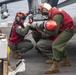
[52,42,57,49]
[36,41,42,49]
[29,43,34,49]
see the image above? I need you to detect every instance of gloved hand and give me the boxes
[35,22,45,33]
[38,22,45,31]
[23,11,30,20]
[28,15,33,24]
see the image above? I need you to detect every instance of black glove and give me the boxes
[38,22,45,31]
[24,11,30,20]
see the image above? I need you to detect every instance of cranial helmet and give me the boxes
[40,3,52,13]
[45,20,57,30]
[15,12,26,22]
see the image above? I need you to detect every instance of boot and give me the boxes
[45,61,60,74]
[46,59,53,64]
[59,57,71,66]
[12,51,22,59]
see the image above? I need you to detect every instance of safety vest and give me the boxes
[49,7,75,40]
[9,21,24,44]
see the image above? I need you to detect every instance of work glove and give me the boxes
[35,22,45,32]
[38,22,45,31]
[35,23,50,39]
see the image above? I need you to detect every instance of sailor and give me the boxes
[36,3,75,74]
[8,12,33,59]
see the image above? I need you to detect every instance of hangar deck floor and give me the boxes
[0,27,76,75]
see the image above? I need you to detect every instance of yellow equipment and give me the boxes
[8,46,11,55]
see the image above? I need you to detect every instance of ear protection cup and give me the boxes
[15,16,21,22]
[42,9,49,15]
[42,11,49,15]
[15,12,26,22]
[21,16,26,20]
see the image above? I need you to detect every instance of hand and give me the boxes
[28,16,33,24]
[35,23,43,33]
[35,22,44,32]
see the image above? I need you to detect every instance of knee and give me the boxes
[36,41,46,51]
[36,41,42,49]
[29,43,34,49]
[52,42,57,50]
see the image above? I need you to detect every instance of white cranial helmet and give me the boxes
[40,3,52,13]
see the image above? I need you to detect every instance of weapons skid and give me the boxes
[8,59,25,75]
